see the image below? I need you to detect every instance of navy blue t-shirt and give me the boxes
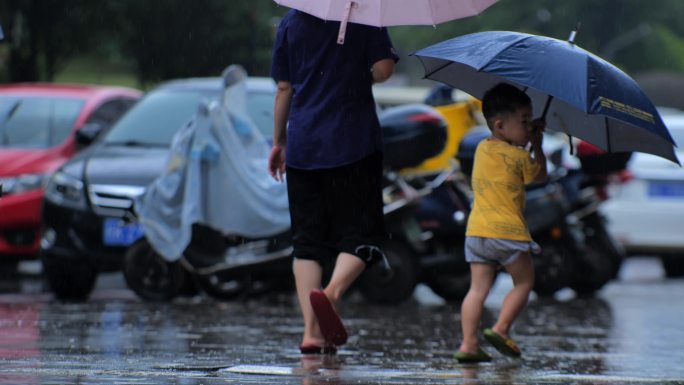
[271,10,399,169]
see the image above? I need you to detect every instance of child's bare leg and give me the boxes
[459,262,497,353]
[293,258,324,347]
[324,252,366,302]
[492,252,534,338]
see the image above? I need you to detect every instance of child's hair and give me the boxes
[481,83,531,128]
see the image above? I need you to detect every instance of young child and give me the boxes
[455,83,547,363]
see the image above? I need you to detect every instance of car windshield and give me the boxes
[246,90,275,138]
[103,85,274,147]
[0,95,84,148]
[103,89,215,147]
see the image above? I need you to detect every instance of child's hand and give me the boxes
[531,118,545,147]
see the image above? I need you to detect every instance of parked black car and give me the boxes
[40,76,277,300]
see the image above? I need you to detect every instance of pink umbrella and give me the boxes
[273,0,499,44]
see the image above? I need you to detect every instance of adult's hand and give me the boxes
[268,145,286,182]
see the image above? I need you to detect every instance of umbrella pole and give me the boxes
[605,117,612,152]
[540,95,575,154]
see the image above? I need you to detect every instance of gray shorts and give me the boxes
[465,236,541,266]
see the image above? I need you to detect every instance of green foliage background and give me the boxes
[1,0,683,87]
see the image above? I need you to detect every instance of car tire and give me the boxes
[42,254,98,301]
[661,254,684,278]
[123,238,187,302]
[358,241,418,305]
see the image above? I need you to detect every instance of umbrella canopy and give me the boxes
[413,31,679,164]
[273,0,499,44]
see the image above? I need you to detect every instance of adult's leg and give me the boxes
[491,252,534,338]
[459,262,497,353]
[293,258,325,347]
[287,166,330,348]
[326,152,384,302]
[324,252,366,302]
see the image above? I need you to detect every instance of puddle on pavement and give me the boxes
[0,259,683,384]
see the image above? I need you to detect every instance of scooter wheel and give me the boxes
[123,238,187,302]
[357,241,418,305]
[196,272,251,301]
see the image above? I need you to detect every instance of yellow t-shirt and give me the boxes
[465,138,542,241]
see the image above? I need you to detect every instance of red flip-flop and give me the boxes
[309,289,347,346]
[299,344,338,355]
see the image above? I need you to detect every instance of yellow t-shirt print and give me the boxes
[466,139,541,241]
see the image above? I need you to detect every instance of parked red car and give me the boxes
[0,84,141,266]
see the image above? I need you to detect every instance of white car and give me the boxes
[601,112,684,277]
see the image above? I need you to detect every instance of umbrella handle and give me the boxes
[337,1,357,45]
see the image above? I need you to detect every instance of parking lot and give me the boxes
[0,257,682,384]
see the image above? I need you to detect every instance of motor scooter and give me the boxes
[123,102,449,303]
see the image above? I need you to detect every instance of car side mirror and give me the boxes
[75,123,104,146]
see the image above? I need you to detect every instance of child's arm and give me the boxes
[530,119,548,183]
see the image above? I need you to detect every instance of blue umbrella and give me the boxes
[413,31,679,164]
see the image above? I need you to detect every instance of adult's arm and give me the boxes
[371,58,395,84]
[273,81,293,146]
[268,81,293,181]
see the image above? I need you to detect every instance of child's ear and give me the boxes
[493,118,504,132]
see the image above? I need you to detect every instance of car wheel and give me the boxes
[661,254,684,278]
[358,241,418,305]
[123,238,186,302]
[41,254,98,301]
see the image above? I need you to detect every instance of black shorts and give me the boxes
[286,152,385,266]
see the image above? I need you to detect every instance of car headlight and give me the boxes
[0,173,50,195]
[44,171,87,209]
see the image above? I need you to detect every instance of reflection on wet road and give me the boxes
[0,257,682,384]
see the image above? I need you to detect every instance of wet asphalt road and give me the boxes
[0,257,683,385]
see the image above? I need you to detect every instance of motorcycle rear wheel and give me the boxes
[358,241,418,305]
[533,238,574,297]
[569,214,623,296]
[123,238,187,302]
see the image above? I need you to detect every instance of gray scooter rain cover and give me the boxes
[134,66,290,261]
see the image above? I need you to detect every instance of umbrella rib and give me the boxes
[541,95,554,119]
[421,60,457,80]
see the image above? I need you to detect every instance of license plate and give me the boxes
[648,180,684,198]
[103,218,144,246]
